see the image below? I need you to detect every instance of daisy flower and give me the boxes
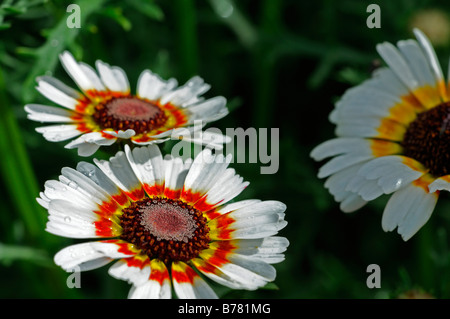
[311,29,450,241]
[38,144,288,298]
[25,51,229,156]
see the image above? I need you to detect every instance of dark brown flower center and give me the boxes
[402,101,450,177]
[119,197,210,265]
[92,97,168,134]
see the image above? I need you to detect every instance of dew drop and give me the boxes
[64,216,72,223]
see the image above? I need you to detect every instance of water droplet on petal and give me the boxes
[64,216,72,223]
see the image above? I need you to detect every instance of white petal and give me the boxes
[215,199,262,215]
[160,76,210,106]
[102,129,135,139]
[94,151,143,199]
[64,132,116,157]
[397,39,437,91]
[37,192,50,209]
[184,96,228,122]
[108,259,151,286]
[178,130,231,150]
[46,199,99,238]
[128,280,172,299]
[60,167,112,206]
[78,62,106,91]
[76,161,126,200]
[213,201,287,239]
[128,259,172,299]
[25,104,76,123]
[36,78,81,110]
[172,262,218,299]
[376,42,419,92]
[203,168,249,206]
[225,237,289,264]
[54,241,134,272]
[317,154,373,179]
[382,181,438,241]
[335,117,406,140]
[370,67,414,99]
[59,51,96,92]
[339,192,367,212]
[310,137,371,161]
[346,175,384,201]
[163,155,192,195]
[429,176,450,193]
[229,200,286,218]
[356,156,426,194]
[77,143,101,157]
[324,161,369,212]
[199,252,276,291]
[95,60,130,93]
[131,137,170,146]
[334,87,406,123]
[183,148,232,196]
[37,75,82,99]
[413,28,448,100]
[324,161,366,196]
[65,131,116,147]
[43,179,97,211]
[173,278,217,299]
[35,124,83,142]
[137,69,178,101]
[124,144,165,191]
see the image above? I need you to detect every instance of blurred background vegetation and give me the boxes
[1,0,450,299]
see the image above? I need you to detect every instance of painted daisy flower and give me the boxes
[25,51,229,156]
[311,29,450,241]
[38,144,288,298]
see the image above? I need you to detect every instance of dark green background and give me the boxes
[1,0,450,299]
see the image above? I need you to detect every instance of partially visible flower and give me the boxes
[397,289,434,299]
[409,9,450,47]
[25,51,229,156]
[38,144,288,298]
[311,29,450,241]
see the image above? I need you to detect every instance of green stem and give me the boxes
[253,0,283,129]
[0,66,45,240]
[0,67,82,298]
[172,0,198,79]
[416,223,434,291]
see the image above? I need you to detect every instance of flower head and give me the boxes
[311,29,450,241]
[39,144,288,298]
[25,52,229,156]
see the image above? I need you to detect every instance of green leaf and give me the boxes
[22,0,107,103]
[261,282,280,290]
[100,7,132,31]
[0,66,46,239]
[127,0,164,21]
[0,243,52,267]
[0,22,11,30]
